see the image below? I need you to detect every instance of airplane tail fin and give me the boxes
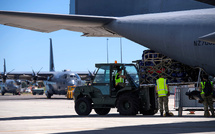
[49,38,55,72]
[70,0,213,17]
[3,58,6,73]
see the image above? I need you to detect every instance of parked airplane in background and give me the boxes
[0,0,215,76]
[0,59,21,95]
[0,39,85,98]
[0,79,21,95]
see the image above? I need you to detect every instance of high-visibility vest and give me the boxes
[115,73,123,85]
[200,81,213,94]
[156,78,168,97]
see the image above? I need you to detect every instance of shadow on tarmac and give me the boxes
[53,120,215,134]
[0,114,210,121]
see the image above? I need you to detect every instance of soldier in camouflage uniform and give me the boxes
[199,75,214,117]
[155,75,171,117]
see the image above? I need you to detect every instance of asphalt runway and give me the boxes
[0,94,215,134]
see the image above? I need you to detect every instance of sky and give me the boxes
[0,0,147,73]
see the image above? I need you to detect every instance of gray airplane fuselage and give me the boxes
[1,0,215,77]
[44,71,83,96]
[106,8,215,76]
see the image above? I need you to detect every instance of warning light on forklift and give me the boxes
[115,60,117,64]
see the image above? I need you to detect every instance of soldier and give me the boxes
[155,74,171,117]
[199,75,214,117]
[115,68,126,91]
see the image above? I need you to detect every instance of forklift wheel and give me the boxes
[117,94,139,115]
[75,97,92,116]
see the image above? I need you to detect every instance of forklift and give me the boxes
[73,63,158,116]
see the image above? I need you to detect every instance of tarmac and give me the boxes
[0,94,215,134]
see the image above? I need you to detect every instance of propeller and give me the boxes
[88,69,96,81]
[47,76,53,81]
[31,67,43,83]
[1,59,15,83]
[25,80,31,85]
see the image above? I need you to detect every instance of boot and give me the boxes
[165,112,171,117]
[160,112,163,117]
[204,111,210,117]
[211,111,215,117]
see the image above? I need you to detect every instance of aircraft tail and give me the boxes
[49,38,55,72]
[3,58,6,73]
[70,0,213,17]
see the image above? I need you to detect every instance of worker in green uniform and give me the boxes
[199,75,214,117]
[155,74,171,117]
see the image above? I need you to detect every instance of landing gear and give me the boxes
[46,93,52,99]
[45,91,52,99]
[1,91,5,96]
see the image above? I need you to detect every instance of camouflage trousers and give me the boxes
[158,96,169,113]
[201,94,214,117]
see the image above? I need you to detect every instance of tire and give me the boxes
[33,92,36,95]
[46,93,52,99]
[15,92,20,95]
[117,94,139,115]
[75,97,92,116]
[94,108,111,115]
[1,92,5,96]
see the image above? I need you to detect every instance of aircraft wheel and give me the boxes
[1,92,5,96]
[117,94,139,115]
[15,92,20,95]
[94,108,111,115]
[75,97,92,116]
[46,93,52,99]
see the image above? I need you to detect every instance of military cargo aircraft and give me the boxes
[0,79,21,95]
[0,59,21,95]
[0,0,215,76]
[0,39,85,98]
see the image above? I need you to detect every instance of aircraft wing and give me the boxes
[0,72,54,81]
[0,11,118,37]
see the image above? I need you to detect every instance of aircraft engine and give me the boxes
[31,67,43,83]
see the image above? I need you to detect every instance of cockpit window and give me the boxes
[70,74,80,79]
[70,75,76,78]
[75,74,80,79]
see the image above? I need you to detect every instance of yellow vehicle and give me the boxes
[67,86,76,99]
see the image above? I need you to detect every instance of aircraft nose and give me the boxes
[69,80,76,86]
